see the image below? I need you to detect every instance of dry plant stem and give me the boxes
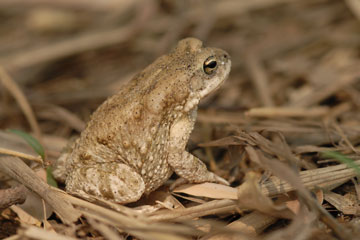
[148,199,237,221]
[87,218,124,240]
[18,225,77,240]
[151,160,359,222]
[331,122,358,153]
[1,1,155,71]
[2,27,134,70]
[288,67,360,107]
[245,107,329,118]
[0,147,42,163]
[82,211,193,240]
[0,0,138,11]
[0,66,41,139]
[324,192,357,215]
[61,193,199,239]
[228,211,277,234]
[255,152,353,240]
[0,155,80,224]
[37,105,86,132]
[3,235,19,240]
[345,0,360,20]
[187,0,297,20]
[245,52,274,107]
[0,185,27,210]
[243,132,304,167]
[261,163,360,196]
[205,211,277,240]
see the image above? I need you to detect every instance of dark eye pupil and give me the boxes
[206,60,217,68]
[203,57,218,75]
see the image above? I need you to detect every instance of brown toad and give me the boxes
[53,38,231,203]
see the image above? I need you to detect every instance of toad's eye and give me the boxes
[203,56,217,75]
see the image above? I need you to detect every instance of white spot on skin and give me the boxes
[174,106,183,111]
[140,143,147,154]
[184,97,200,112]
[150,127,157,135]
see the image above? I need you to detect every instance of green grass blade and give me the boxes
[7,129,45,160]
[322,151,360,176]
[46,166,58,188]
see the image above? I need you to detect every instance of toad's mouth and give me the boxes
[199,60,231,99]
[183,61,231,112]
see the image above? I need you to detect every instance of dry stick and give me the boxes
[227,211,276,235]
[0,66,41,139]
[245,107,329,118]
[0,0,138,11]
[205,211,278,240]
[87,218,124,240]
[245,52,274,107]
[148,199,237,221]
[8,189,197,239]
[0,147,42,163]
[18,225,77,240]
[0,185,27,210]
[82,212,190,240]
[0,156,80,224]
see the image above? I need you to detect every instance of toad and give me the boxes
[53,38,231,203]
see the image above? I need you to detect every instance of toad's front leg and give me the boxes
[168,115,229,185]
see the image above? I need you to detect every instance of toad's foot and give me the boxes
[65,162,145,204]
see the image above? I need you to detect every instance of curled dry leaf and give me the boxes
[237,172,294,219]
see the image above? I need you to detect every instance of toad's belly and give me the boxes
[141,160,173,194]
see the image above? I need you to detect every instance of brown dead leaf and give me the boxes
[10,205,41,226]
[324,192,358,215]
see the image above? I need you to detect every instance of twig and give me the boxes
[245,107,329,118]
[0,186,27,210]
[0,66,42,139]
[0,0,138,11]
[0,147,42,163]
[0,155,80,224]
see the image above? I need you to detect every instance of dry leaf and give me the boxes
[173,183,237,200]
[237,172,294,219]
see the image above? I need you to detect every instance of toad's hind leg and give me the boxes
[65,162,145,204]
